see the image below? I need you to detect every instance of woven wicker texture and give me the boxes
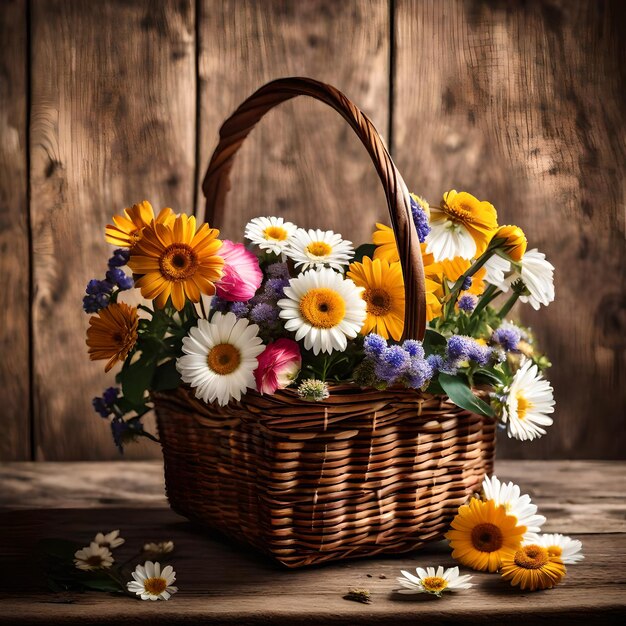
[155,78,496,567]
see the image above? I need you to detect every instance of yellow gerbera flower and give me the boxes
[347,256,405,341]
[105,201,176,248]
[426,190,498,261]
[372,223,399,263]
[424,256,486,298]
[500,544,566,591]
[128,214,224,311]
[445,498,526,572]
[86,302,139,372]
[495,225,527,262]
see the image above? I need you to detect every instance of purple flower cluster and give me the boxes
[444,335,492,372]
[82,249,133,313]
[111,416,144,454]
[363,333,434,390]
[410,195,431,243]
[492,325,521,351]
[92,387,119,418]
[458,294,477,312]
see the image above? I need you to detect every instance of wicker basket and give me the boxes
[154,77,496,568]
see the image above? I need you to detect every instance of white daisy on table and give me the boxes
[500,359,555,441]
[396,565,473,597]
[176,312,265,406]
[74,542,114,571]
[482,475,546,537]
[93,529,125,549]
[284,228,354,272]
[143,541,174,555]
[277,267,366,355]
[127,561,178,601]
[499,248,555,310]
[244,216,297,256]
[533,533,584,564]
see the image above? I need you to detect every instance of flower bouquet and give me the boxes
[84,78,555,567]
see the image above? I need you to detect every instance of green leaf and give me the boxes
[152,359,181,391]
[80,574,124,593]
[120,356,156,405]
[438,372,495,418]
[425,378,445,395]
[352,243,376,264]
[473,368,505,386]
[422,329,447,354]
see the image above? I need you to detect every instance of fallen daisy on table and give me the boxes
[500,543,566,591]
[143,541,175,555]
[127,561,178,601]
[532,533,584,564]
[396,566,473,597]
[93,529,125,549]
[74,542,114,571]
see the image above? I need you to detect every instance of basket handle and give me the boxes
[201,77,426,340]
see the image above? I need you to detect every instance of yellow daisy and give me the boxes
[372,223,399,263]
[500,544,566,591]
[426,190,498,261]
[128,214,224,311]
[347,256,405,341]
[105,201,175,248]
[445,498,526,572]
[86,302,139,372]
[495,225,527,262]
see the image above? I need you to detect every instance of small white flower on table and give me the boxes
[396,565,473,597]
[74,542,114,571]
[127,561,178,601]
[93,529,125,549]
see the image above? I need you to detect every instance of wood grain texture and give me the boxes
[393,0,626,459]
[0,460,624,624]
[29,0,197,460]
[196,0,390,245]
[0,0,30,460]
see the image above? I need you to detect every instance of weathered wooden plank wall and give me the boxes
[0,0,30,461]
[393,0,626,459]
[0,0,624,460]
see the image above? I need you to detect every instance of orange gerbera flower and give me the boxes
[128,214,224,311]
[86,302,139,372]
[495,225,527,262]
[105,200,175,248]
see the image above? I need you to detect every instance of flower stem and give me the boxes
[470,284,500,320]
[497,292,520,319]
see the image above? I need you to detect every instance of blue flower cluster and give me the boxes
[492,324,521,352]
[410,195,431,243]
[443,335,492,373]
[111,416,144,454]
[92,386,119,417]
[457,294,477,312]
[82,249,133,313]
[363,334,434,390]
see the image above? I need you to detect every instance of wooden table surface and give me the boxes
[1,460,624,624]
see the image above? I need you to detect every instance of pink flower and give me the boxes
[215,240,263,302]
[254,339,302,395]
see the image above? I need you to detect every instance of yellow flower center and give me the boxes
[444,200,475,224]
[306,241,332,257]
[547,545,563,558]
[207,343,241,375]
[516,392,532,420]
[471,522,504,552]
[299,288,346,329]
[160,244,198,281]
[363,287,392,317]
[144,577,168,595]
[264,225,289,241]
[514,545,549,569]
[422,576,448,593]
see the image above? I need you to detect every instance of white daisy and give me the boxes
[482,475,546,536]
[483,253,511,286]
[74,542,114,571]
[143,541,174,555]
[127,561,178,601]
[277,267,366,355]
[93,529,125,549]
[425,219,477,261]
[396,565,473,597]
[176,312,265,406]
[284,228,354,272]
[532,533,584,564]
[498,249,555,310]
[500,359,555,441]
[244,216,297,256]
